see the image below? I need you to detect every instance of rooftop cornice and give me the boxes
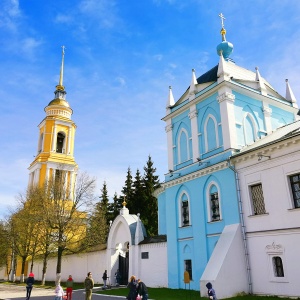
[153,160,228,197]
[162,79,297,122]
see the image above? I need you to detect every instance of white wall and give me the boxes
[200,224,248,299]
[235,137,300,297]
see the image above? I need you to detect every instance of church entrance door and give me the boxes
[119,252,129,285]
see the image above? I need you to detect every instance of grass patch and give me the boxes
[95,287,200,300]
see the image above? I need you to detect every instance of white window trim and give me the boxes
[243,112,258,145]
[177,128,190,164]
[285,171,300,209]
[204,114,219,153]
[178,191,191,227]
[265,242,288,283]
[206,181,222,222]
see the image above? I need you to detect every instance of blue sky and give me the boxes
[1,0,300,218]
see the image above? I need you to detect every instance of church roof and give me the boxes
[196,65,218,84]
[233,120,300,156]
[138,234,167,245]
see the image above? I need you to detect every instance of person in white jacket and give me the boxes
[55,283,65,300]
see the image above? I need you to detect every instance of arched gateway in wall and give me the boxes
[106,203,147,285]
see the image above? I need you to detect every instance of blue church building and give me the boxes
[154,14,299,293]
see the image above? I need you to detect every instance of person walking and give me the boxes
[114,269,121,286]
[206,282,217,300]
[102,270,108,289]
[66,275,74,300]
[54,282,64,300]
[84,272,94,300]
[25,272,34,300]
[126,275,137,300]
[137,278,149,300]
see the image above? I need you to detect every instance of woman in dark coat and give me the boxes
[26,272,35,300]
[126,275,137,300]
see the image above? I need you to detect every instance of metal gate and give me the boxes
[119,252,129,285]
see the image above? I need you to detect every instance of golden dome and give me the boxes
[48,98,70,108]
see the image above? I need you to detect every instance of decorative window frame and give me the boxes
[206,181,222,222]
[286,172,300,209]
[177,128,190,164]
[204,114,219,152]
[265,242,288,283]
[178,191,191,227]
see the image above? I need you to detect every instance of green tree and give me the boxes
[142,155,161,236]
[109,192,122,220]
[131,168,146,216]
[121,167,134,210]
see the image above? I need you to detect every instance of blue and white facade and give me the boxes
[155,20,299,296]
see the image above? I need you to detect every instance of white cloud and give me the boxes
[78,0,119,28]
[0,0,21,31]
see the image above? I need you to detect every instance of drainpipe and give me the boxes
[227,158,252,294]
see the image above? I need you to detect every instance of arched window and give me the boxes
[56,132,65,153]
[204,114,219,152]
[177,128,189,163]
[206,182,221,222]
[180,193,190,227]
[244,113,257,145]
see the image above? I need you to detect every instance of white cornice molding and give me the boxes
[165,124,173,132]
[188,109,198,119]
[154,161,228,197]
[217,91,235,103]
[231,135,300,165]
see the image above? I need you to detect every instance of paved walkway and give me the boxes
[0,284,126,300]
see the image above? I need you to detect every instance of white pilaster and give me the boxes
[67,127,72,155]
[188,105,199,162]
[42,126,46,152]
[262,103,272,134]
[165,120,174,171]
[217,88,236,150]
[52,124,57,151]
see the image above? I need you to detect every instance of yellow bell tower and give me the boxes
[28,46,78,196]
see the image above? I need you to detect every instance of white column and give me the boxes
[34,168,40,184]
[188,105,199,162]
[28,172,33,187]
[42,126,46,152]
[217,88,236,150]
[165,120,174,171]
[262,103,272,134]
[52,124,57,151]
[67,127,72,155]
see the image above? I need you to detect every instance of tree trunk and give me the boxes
[41,255,48,285]
[20,257,26,283]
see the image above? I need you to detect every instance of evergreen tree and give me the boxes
[110,192,122,220]
[86,181,109,246]
[121,168,134,211]
[142,155,161,236]
[131,169,146,216]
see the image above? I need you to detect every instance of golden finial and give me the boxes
[219,13,226,41]
[56,46,65,91]
[122,196,127,207]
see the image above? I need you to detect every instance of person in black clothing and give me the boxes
[137,279,148,300]
[102,270,108,288]
[26,272,35,300]
[126,275,137,300]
